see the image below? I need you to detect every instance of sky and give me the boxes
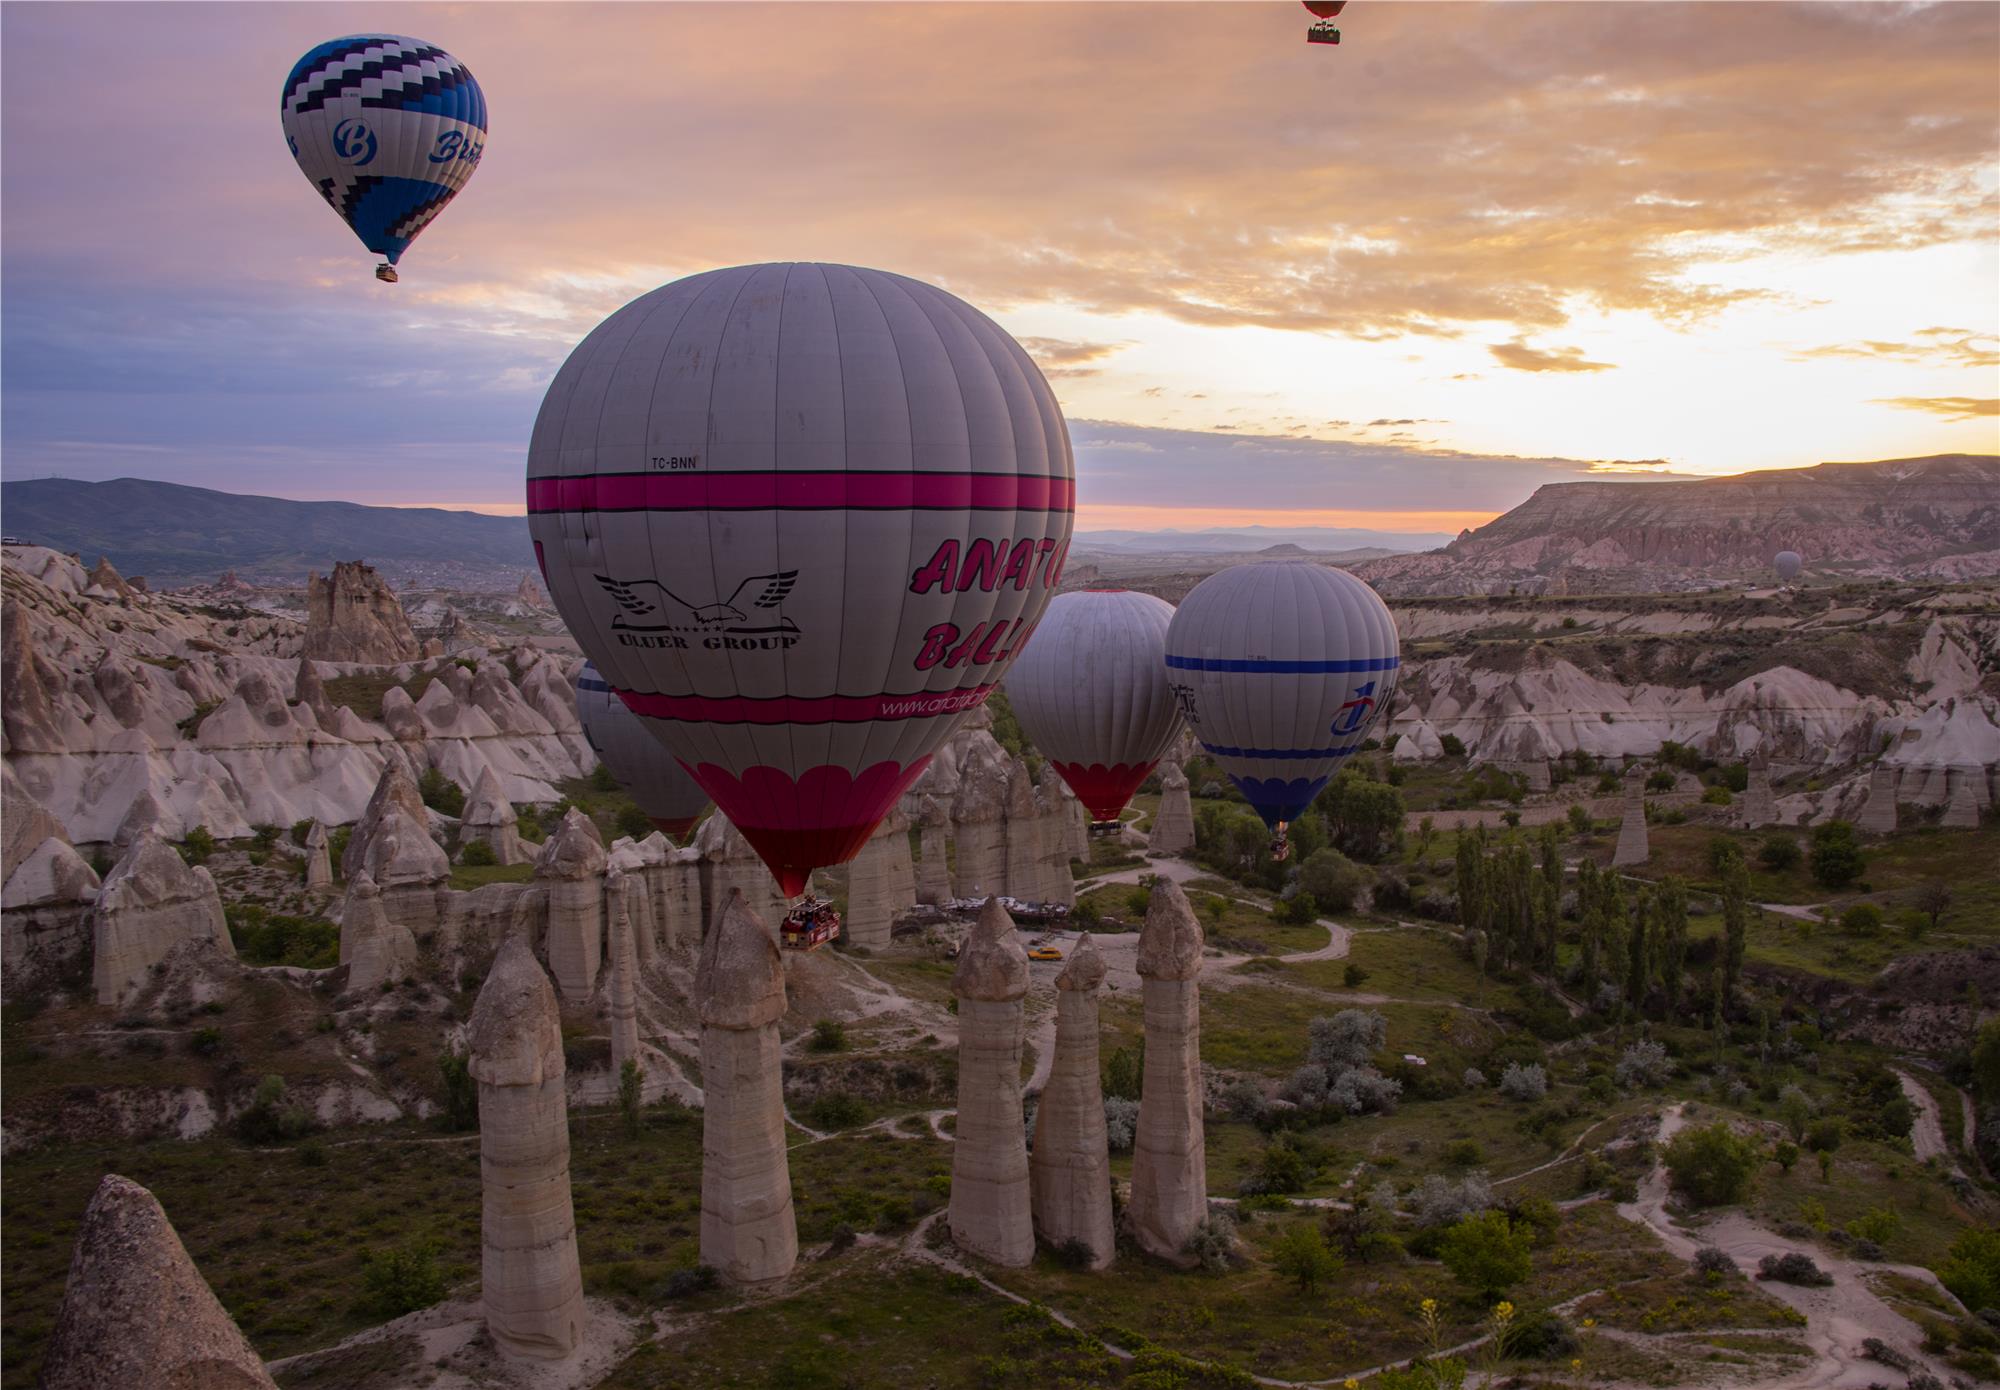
[2,1,1996,536]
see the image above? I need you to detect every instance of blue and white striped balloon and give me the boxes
[1163,562,1399,835]
[281,35,487,279]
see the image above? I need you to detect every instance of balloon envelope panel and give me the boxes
[575,662,710,839]
[1163,562,1399,831]
[529,263,1074,894]
[281,34,487,266]
[1005,589,1181,820]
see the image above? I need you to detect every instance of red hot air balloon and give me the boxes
[528,263,1075,907]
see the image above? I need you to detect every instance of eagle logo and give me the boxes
[594,571,800,634]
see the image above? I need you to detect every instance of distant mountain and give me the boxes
[1072,524,1449,554]
[1355,454,2000,596]
[0,478,533,588]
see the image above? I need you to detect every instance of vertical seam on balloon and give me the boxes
[698,269,757,810]
[818,264,856,857]
[769,262,810,868]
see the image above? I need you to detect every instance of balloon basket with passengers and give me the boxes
[779,895,842,951]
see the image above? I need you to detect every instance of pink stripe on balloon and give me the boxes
[619,683,998,726]
[524,471,1073,513]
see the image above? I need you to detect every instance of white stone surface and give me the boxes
[949,898,1034,1267]
[1128,879,1206,1263]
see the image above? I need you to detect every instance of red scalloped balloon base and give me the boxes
[1050,759,1161,823]
[683,758,933,897]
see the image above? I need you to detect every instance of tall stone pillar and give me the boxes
[1942,767,1980,829]
[1003,758,1044,901]
[1033,773,1078,908]
[535,810,607,1004]
[1738,752,1776,828]
[1148,761,1196,855]
[339,872,419,992]
[607,869,641,1076]
[1128,879,1207,1262]
[949,897,1034,1267]
[469,937,586,1359]
[951,756,1010,900]
[915,798,952,906]
[1061,782,1091,861]
[1030,934,1114,1268]
[303,820,333,890]
[845,812,915,950]
[1857,763,1899,834]
[698,890,798,1282]
[1612,765,1651,868]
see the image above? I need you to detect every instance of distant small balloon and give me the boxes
[575,662,709,841]
[1774,551,1803,583]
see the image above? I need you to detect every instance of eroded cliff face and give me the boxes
[1357,455,2000,596]
[303,561,422,664]
[2,547,593,844]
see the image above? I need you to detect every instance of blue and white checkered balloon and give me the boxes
[281,35,487,278]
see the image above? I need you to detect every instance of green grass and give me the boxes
[446,861,535,891]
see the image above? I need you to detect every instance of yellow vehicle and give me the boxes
[1027,945,1064,962]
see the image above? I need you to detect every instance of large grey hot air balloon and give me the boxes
[1162,562,1399,858]
[575,661,709,840]
[1004,589,1181,823]
[528,263,1074,902]
[1773,551,1803,583]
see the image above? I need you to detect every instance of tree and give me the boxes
[1456,827,1488,932]
[1625,889,1650,1011]
[1912,882,1952,937]
[1567,803,1594,839]
[1778,1086,1813,1143]
[1720,855,1749,1001]
[1271,1223,1342,1293]
[1938,1228,2000,1315]
[1299,848,1367,913]
[418,766,465,817]
[1757,833,1801,872]
[1437,1210,1532,1299]
[1656,877,1689,1018]
[618,1059,644,1137]
[1317,770,1405,863]
[1971,1019,2000,1107]
[615,803,653,841]
[1663,1123,1759,1207]
[1416,815,1437,862]
[1773,1140,1799,1175]
[1534,829,1562,970]
[438,1049,478,1131]
[1576,859,1603,997]
[1808,821,1865,890]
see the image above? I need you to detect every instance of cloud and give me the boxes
[1871,395,1999,421]
[1792,332,2000,368]
[1489,339,1617,373]
[1017,337,1131,378]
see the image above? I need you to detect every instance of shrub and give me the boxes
[1808,821,1865,889]
[417,767,465,817]
[659,1263,720,1299]
[1938,1228,2000,1313]
[1838,903,1883,936]
[1757,833,1802,871]
[1498,1062,1548,1102]
[1298,848,1367,912]
[1443,1139,1485,1169]
[1438,1210,1532,1298]
[458,838,497,867]
[806,1093,866,1130]
[438,1049,478,1131]
[618,1059,644,1137]
[1104,1044,1143,1101]
[189,1026,224,1057]
[1182,1210,1238,1272]
[1848,1206,1900,1247]
[180,826,216,866]
[1103,1096,1140,1153]
[1757,1252,1833,1286]
[226,906,340,968]
[236,1074,315,1144]
[1462,1068,1487,1090]
[1664,1122,1759,1207]
[1219,1078,1269,1124]
[1505,1307,1578,1359]
[1271,1224,1342,1292]
[1343,963,1369,989]
[1615,1040,1672,1089]
[589,763,619,792]
[359,1241,446,1316]
[1701,785,1733,806]
[1411,1173,1495,1228]
[615,803,652,841]
[809,1019,849,1053]
[1440,733,1466,758]
[1693,1246,1738,1280]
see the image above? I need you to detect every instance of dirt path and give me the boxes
[1615,1104,1964,1389]
[1895,1068,1951,1166]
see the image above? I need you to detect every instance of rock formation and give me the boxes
[1943,767,1981,830]
[302,559,422,663]
[356,801,449,937]
[91,834,231,1004]
[697,890,797,1283]
[536,809,608,1004]
[1061,781,1091,861]
[343,757,431,879]
[1030,933,1114,1268]
[1128,879,1207,1263]
[607,869,642,1076]
[1003,760,1047,902]
[1032,772,1078,908]
[694,812,787,936]
[1857,762,1900,834]
[462,766,531,866]
[303,820,333,889]
[845,811,916,950]
[469,936,586,1359]
[339,872,419,993]
[1148,761,1196,855]
[1612,765,1651,868]
[950,748,1011,899]
[39,1174,277,1390]
[4,761,68,881]
[915,799,951,906]
[949,897,1034,1267]
[632,831,702,954]
[292,655,334,725]
[1738,753,1776,828]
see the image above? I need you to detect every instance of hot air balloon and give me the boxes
[528,263,1074,945]
[281,35,487,283]
[1773,551,1803,584]
[1004,589,1181,828]
[1163,562,1399,860]
[1304,0,1346,44]
[575,661,710,841]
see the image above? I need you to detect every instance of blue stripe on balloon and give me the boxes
[1165,654,1401,674]
[577,677,613,694]
[1199,741,1366,760]
[343,175,457,261]
[1232,774,1333,827]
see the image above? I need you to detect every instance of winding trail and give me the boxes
[1615,1104,1965,1389]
